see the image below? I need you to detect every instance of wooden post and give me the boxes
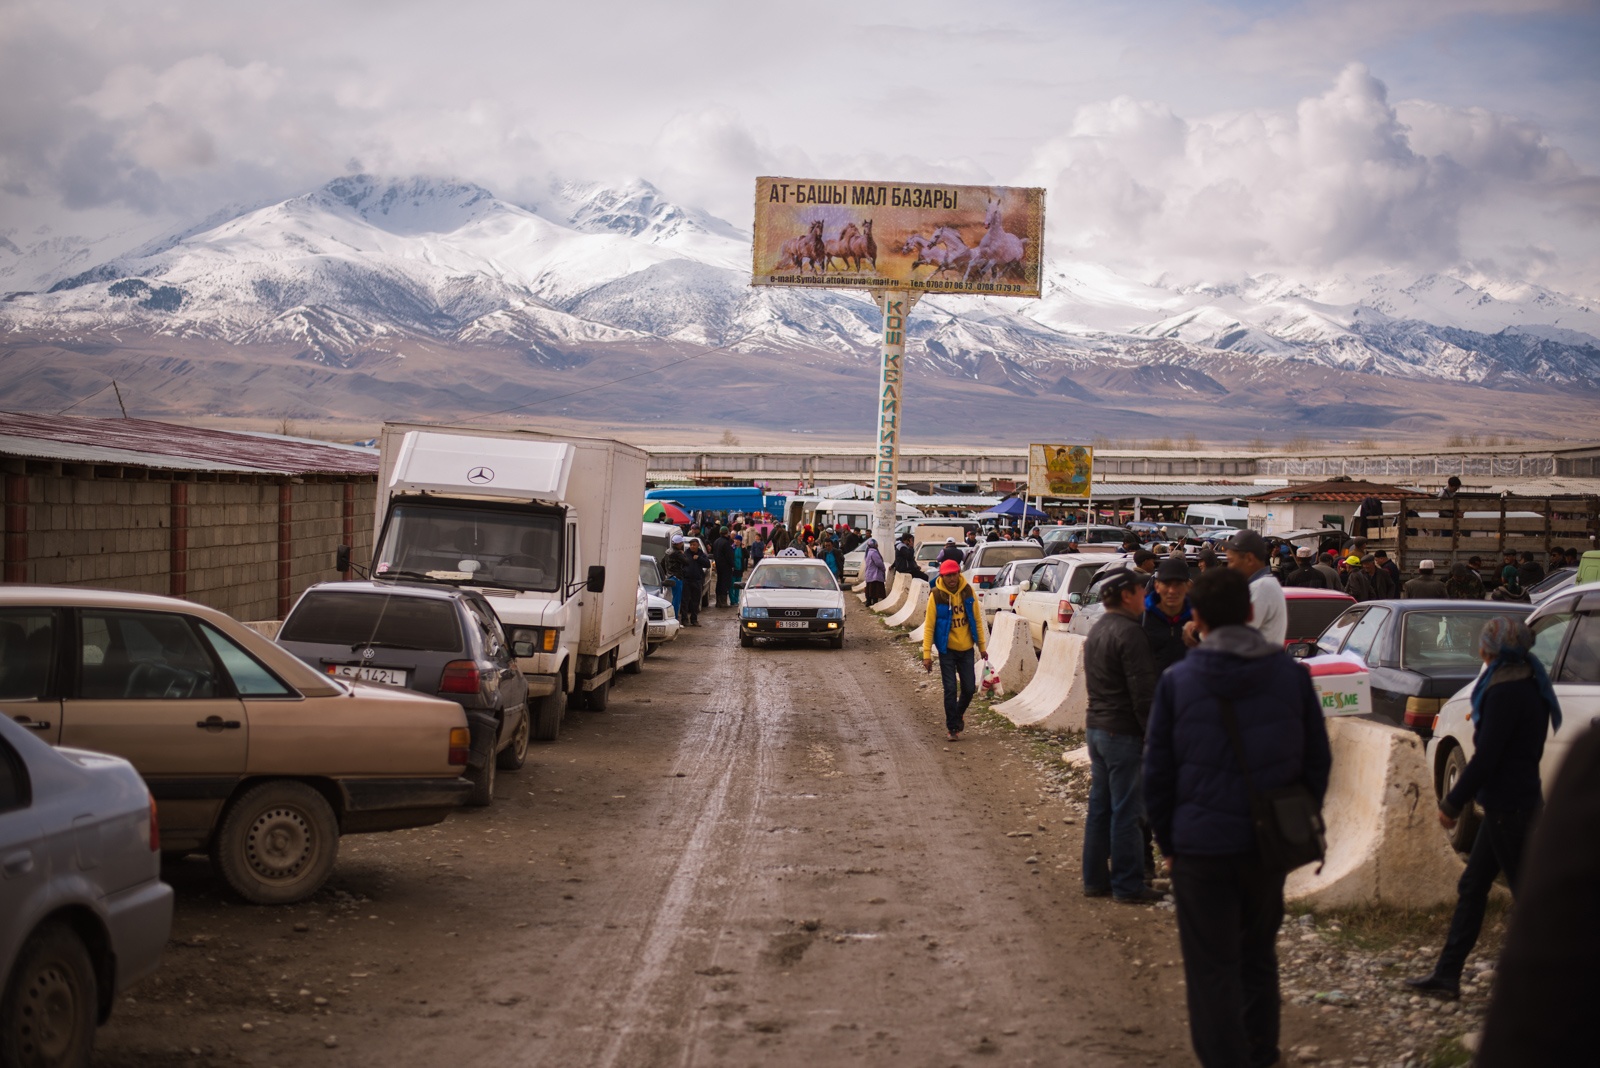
[1542,497,1553,563]
[1449,496,1460,569]
[341,482,355,578]
[1395,495,1408,573]
[169,481,188,598]
[3,474,26,584]
[1497,494,1507,557]
[277,482,293,618]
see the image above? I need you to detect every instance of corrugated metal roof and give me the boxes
[1080,483,1262,502]
[0,412,378,477]
[1248,479,1430,502]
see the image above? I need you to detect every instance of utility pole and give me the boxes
[870,289,919,547]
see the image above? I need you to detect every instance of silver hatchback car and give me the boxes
[0,713,173,1067]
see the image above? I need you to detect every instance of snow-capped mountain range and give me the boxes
[4,174,1598,392]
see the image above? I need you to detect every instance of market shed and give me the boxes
[1247,479,1433,537]
[0,412,378,620]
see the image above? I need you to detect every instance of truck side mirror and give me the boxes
[586,565,606,593]
[335,544,351,573]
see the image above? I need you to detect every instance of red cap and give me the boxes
[939,560,962,576]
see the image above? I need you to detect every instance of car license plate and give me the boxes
[333,665,409,686]
[776,620,810,629]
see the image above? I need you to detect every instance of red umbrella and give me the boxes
[643,500,691,524]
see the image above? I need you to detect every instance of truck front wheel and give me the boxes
[531,689,566,742]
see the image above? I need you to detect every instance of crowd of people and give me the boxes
[656,516,873,622]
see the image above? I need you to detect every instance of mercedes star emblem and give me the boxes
[467,466,495,484]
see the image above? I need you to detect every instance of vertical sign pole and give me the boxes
[871,289,917,548]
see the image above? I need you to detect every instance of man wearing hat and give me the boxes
[921,559,988,741]
[1404,560,1450,599]
[1344,554,1394,603]
[1224,530,1288,646]
[1143,556,1197,675]
[937,536,966,567]
[1284,546,1329,589]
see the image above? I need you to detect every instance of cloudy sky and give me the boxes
[3,0,1597,293]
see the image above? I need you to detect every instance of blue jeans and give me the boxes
[667,576,683,617]
[937,647,977,733]
[1084,728,1147,898]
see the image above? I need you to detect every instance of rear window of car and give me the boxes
[975,545,1042,567]
[1400,611,1507,671]
[1288,599,1359,644]
[280,591,464,651]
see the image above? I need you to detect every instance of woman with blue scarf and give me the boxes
[1407,616,1561,1000]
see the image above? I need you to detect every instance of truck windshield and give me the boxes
[375,503,563,593]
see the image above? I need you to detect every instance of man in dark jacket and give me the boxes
[1402,560,1449,599]
[711,527,736,608]
[679,539,710,626]
[1407,616,1558,1000]
[1082,568,1161,904]
[893,532,926,581]
[936,537,966,566]
[1144,567,1332,1068]
[1283,547,1328,588]
[1343,555,1393,602]
[1314,550,1343,590]
[1141,556,1195,675]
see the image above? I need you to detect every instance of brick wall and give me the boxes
[5,465,375,622]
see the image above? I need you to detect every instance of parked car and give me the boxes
[963,541,1044,591]
[1527,566,1577,604]
[1041,526,1133,556]
[0,714,173,1066]
[638,555,681,652]
[843,548,866,584]
[1067,572,1354,641]
[1011,554,1126,648]
[0,587,473,904]
[980,558,1050,623]
[738,557,846,649]
[1425,581,1600,850]
[1127,520,1199,545]
[277,581,530,808]
[1291,598,1532,731]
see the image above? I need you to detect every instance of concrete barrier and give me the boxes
[872,573,911,614]
[885,580,930,628]
[1285,717,1463,909]
[243,620,283,640]
[993,627,1087,732]
[986,612,1037,696]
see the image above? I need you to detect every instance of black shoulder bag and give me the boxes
[1218,697,1326,874]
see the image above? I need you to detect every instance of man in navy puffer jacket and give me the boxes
[1145,568,1332,1068]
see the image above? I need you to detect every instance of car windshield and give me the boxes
[639,557,663,588]
[975,545,1043,567]
[1401,611,1507,671]
[281,590,464,651]
[748,564,838,591]
[375,502,563,593]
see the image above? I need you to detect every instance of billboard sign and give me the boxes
[752,177,1045,298]
[1028,444,1094,498]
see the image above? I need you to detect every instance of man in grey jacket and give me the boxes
[1082,568,1163,904]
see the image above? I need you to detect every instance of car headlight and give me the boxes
[664,605,676,620]
[742,606,768,618]
[817,607,843,620]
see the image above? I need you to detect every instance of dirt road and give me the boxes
[96,607,1360,1067]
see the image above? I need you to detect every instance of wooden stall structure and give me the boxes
[1369,493,1600,573]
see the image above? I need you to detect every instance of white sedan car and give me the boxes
[1424,581,1600,850]
[738,556,846,649]
[1012,553,1128,649]
[980,558,1050,624]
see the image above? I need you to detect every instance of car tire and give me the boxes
[497,708,530,770]
[0,921,97,1068]
[212,780,340,905]
[531,689,565,742]
[1440,745,1481,852]
[466,746,496,807]
[622,652,643,676]
[739,632,753,648]
[828,635,844,649]
[646,643,659,656]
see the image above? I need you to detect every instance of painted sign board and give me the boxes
[751,177,1045,297]
[1028,444,1094,499]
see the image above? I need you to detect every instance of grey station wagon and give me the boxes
[278,581,531,807]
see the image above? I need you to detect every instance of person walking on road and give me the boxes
[1403,560,1449,599]
[862,538,887,605]
[1406,616,1560,1001]
[1082,568,1162,904]
[1283,546,1328,589]
[1224,530,1287,646]
[679,538,710,626]
[712,527,736,608]
[1144,567,1332,1068]
[921,559,988,741]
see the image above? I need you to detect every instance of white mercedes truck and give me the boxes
[363,424,647,739]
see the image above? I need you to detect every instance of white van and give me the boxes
[1185,504,1248,529]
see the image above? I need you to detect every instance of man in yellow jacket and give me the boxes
[923,559,989,741]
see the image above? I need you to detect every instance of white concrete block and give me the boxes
[986,612,1038,696]
[885,580,930,628]
[994,627,1088,732]
[872,572,911,615]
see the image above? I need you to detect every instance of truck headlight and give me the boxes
[742,606,768,619]
[510,627,559,655]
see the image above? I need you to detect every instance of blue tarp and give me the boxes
[645,486,785,515]
[978,497,1048,520]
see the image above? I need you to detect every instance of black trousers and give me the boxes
[1172,854,1286,1068]
[681,582,702,624]
[715,569,733,606]
[864,580,886,605]
[1435,805,1536,983]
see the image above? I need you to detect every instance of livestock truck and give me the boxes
[364,424,648,740]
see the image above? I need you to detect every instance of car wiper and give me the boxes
[351,641,431,651]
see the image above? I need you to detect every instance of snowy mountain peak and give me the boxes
[556,179,745,245]
[298,175,501,235]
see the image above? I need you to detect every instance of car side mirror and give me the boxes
[1069,593,1083,605]
[1019,581,1033,592]
[335,544,351,573]
[512,640,535,658]
[1287,642,1315,659]
[586,564,606,593]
